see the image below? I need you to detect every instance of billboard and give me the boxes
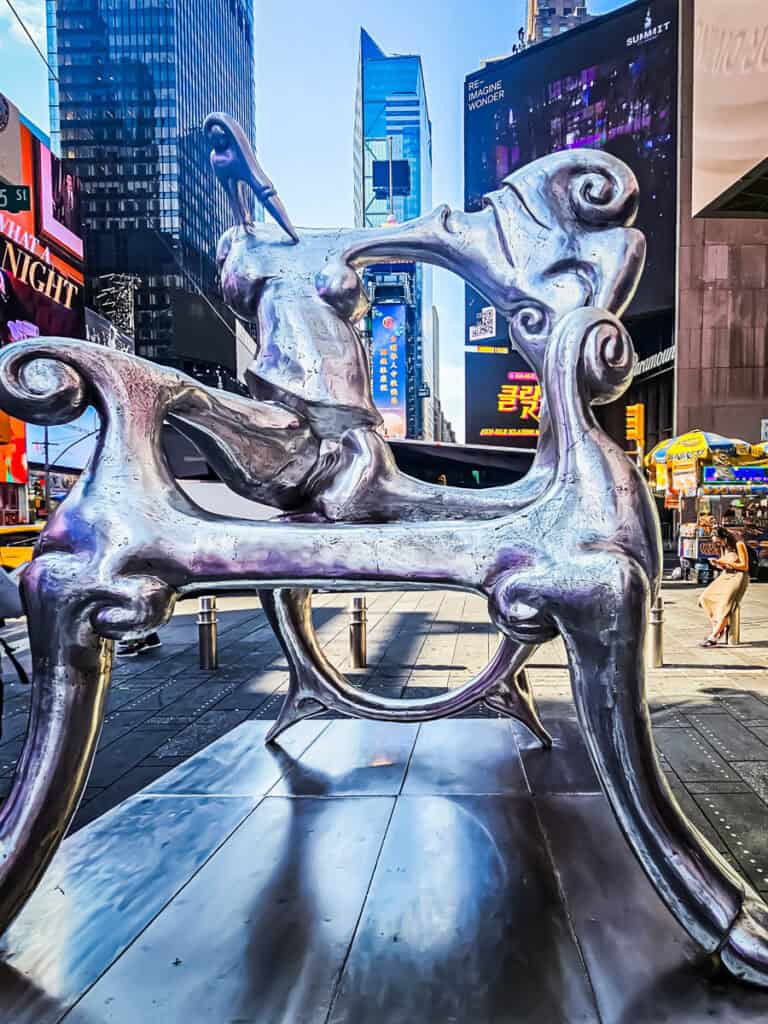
[371,304,407,439]
[0,413,27,484]
[692,1,768,216]
[0,92,86,487]
[464,0,678,445]
[465,358,540,448]
[465,0,678,322]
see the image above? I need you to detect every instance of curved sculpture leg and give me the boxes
[0,556,112,930]
[559,553,768,983]
[263,588,550,746]
[259,588,331,742]
[482,652,552,749]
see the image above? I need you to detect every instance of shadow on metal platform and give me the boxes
[0,717,766,1023]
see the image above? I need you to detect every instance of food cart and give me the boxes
[645,431,768,582]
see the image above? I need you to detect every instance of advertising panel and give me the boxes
[0,92,86,496]
[371,304,407,439]
[693,1,768,215]
[0,413,27,484]
[465,354,540,448]
[465,0,678,323]
[464,0,678,446]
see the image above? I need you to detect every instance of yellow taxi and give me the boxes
[0,523,44,572]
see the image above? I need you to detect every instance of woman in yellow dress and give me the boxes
[698,527,750,646]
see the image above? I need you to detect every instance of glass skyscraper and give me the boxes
[354,29,436,440]
[47,0,255,384]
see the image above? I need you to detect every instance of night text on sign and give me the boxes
[1,239,80,310]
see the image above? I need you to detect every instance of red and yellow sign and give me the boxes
[0,412,27,484]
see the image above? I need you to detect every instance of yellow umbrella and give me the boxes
[645,430,751,466]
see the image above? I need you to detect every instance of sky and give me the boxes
[0,0,629,439]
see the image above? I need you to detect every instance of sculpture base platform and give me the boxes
[0,716,766,1023]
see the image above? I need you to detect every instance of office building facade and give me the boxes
[47,0,255,386]
[354,28,436,440]
[526,0,591,44]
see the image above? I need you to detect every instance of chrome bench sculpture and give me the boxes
[0,113,766,985]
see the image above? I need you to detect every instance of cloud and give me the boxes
[0,0,47,53]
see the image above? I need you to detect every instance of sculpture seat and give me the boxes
[0,129,764,985]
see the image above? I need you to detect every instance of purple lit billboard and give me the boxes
[464,0,678,445]
[371,304,407,439]
[464,0,677,328]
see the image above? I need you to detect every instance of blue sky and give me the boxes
[0,0,630,438]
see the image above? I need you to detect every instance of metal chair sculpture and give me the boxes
[0,114,766,986]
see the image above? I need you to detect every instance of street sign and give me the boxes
[761,418,768,442]
[0,184,31,213]
[418,385,431,398]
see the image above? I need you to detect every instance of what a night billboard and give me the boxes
[0,92,86,484]
[463,0,678,445]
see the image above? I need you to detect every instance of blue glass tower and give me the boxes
[354,29,435,440]
[47,0,255,388]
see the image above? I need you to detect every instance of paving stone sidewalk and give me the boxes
[0,582,767,868]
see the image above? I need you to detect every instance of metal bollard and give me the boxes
[649,594,664,668]
[728,604,741,646]
[198,595,219,670]
[349,595,367,668]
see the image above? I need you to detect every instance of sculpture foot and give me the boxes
[483,669,552,749]
[719,896,768,986]
[265,695,327,745]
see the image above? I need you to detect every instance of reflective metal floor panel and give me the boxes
[0,718,767,1022]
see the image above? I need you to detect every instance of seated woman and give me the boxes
[698,526,750,646]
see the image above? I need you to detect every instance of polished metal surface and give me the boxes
[730,604,742,646]
[348,595,366,669]
[650,593,664,668]
[1,718,763,1022]
[0,110,765,990]
[196,595,218,670]
[0,793,260,1024]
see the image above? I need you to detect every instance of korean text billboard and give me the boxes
[371,304,407,439]
[465,356,541,448]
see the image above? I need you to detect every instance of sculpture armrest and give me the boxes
[0,339,321,513]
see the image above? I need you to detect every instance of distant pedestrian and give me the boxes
[698,526,749,646]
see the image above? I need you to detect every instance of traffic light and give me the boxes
[625,403,645,452]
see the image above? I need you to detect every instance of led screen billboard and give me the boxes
[465,358,540,448]
[0,413,27,484]
[465,0,677,321]
[464,0,678,445]
[371,304,407,439]
[0,92,86,484]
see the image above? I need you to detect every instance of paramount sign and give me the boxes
[627,7,672,48]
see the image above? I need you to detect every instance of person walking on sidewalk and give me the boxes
[698,526,749,646]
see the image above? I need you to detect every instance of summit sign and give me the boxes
[627,7,672,48]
